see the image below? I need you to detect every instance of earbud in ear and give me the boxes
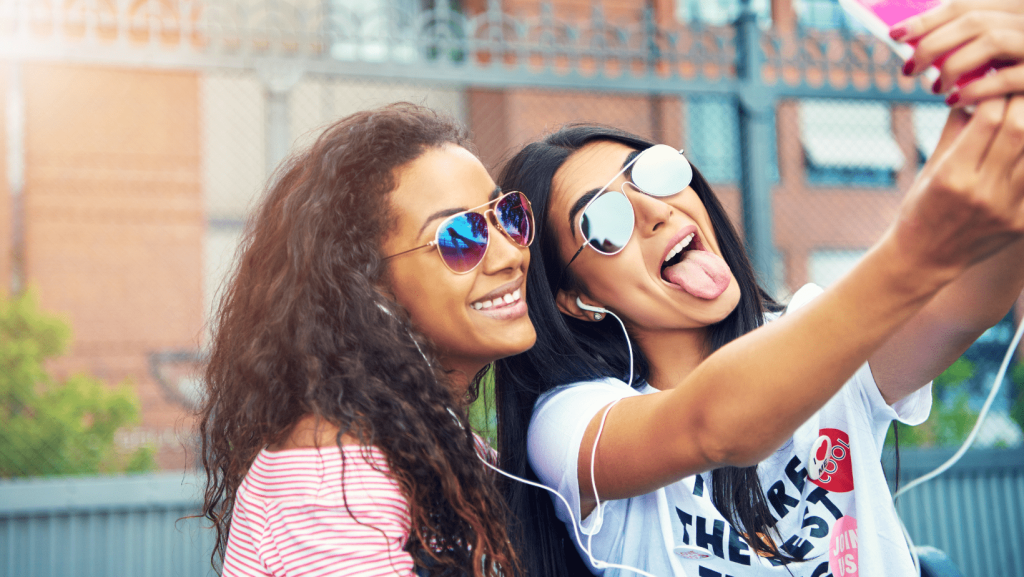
[576,297,610,315]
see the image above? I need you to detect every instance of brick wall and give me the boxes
[20,63,203,470]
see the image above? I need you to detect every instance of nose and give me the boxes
[627,184,673,238]
[480,216,526,275]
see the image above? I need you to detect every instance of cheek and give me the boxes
[391,263,467,328]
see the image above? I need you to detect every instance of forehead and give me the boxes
[551,141,636,216]
[389,145,495,231]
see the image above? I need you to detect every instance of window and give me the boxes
[799,99,903,187]
[686,95,779,184]
[795,0,868,31]
[327,0,429,62]
[675,0,771,27]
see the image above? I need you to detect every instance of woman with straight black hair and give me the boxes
[494,93,1024,576]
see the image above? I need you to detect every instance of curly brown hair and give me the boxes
[198,103,519,576]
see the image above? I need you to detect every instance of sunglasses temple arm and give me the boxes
[382,241,435,261]
[557,242,587,288]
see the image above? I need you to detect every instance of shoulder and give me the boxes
[527,378,640,463]
[788,283,824,311]
[245,446,404,505]
[534,376,640,412]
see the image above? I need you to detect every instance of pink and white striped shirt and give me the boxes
[221,437,496,577]
[221,445,416,577]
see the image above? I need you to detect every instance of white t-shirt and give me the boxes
[527,285,932,577]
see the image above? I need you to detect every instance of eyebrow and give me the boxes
[416,186,503,239]
[566,151,640,240]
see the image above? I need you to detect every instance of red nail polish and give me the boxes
[932,78,942,94]
[889,26,908,41]
[903,59,915,75]
[946,92,960,106]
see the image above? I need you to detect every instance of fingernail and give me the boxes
[903,59,915,76]
[932,78,942,94]
[946,92,960,106]
[889,25,908,41]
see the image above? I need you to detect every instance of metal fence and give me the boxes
[0,449,1020,577]
[0,473,215,577]
[889,449,1024,577]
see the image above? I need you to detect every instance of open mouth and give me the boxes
[471,288,521,310]
[660,232,701,282]
[659,229,732,300]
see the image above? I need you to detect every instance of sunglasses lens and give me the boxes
[437,212,489,273]
[581,191,634,254]
[496,192,534,246]
[631,144,693,197]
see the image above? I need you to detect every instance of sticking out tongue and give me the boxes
[662,250,731,299]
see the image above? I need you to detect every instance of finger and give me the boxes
[909,13,1024,81]
[950,64,1024,105]
[931,25,1024,92]
[979,94,1024,180]
[894,0,1019,42]
[960,96,1010,172]
[907,11,992,76]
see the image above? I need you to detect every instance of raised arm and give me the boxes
[574,96,1024,514]
[871,0,1024,402]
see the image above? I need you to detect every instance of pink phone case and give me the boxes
[838,0,995,92]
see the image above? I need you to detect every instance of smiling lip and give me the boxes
[472,277,524,307]
[475,297,528,321]
[469,277,527,321]
[660,225,701,268]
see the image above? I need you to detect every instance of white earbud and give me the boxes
[575,297,633,387]
[576,297,610,318]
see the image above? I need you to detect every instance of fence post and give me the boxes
[735,0,778,293]
[257,62,305,178]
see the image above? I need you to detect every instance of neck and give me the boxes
[633,326,708,391]
[440,357,485,403]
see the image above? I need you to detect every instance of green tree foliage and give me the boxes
[886,358,983,448]
[886,356,1024,448]
[467,369,497,448]
[1011,361,1024,433]
[0,291,155,477]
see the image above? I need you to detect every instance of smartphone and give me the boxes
[838,0,995,92]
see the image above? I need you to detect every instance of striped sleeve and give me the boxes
[221,447,416,577]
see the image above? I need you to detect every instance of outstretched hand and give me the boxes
[893,0,1024,106]
[893,94,1024,275]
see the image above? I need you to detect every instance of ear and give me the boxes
[555,289,602,322]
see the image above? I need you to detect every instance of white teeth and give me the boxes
[472,288,523,311]
[665,233,695,264]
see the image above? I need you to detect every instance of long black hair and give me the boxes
[493,124,790,575]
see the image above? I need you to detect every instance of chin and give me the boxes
[494,322,538,358]
[699,278,742,324]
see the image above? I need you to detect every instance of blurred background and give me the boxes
[0,0,1022,575]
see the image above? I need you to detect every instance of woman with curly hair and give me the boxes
[198,103,535,577]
